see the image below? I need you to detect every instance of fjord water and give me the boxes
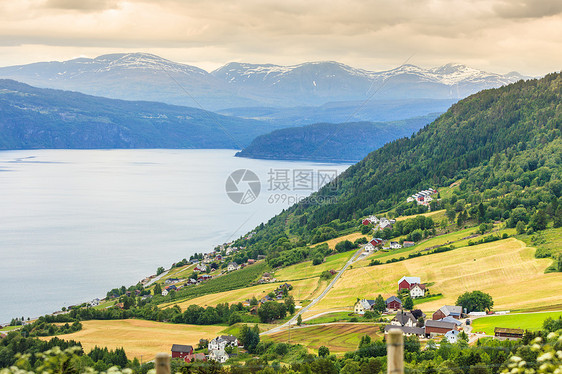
[0,149,350,323]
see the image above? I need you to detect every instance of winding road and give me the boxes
[261,245,364,335]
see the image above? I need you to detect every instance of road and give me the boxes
[261,245,365,335]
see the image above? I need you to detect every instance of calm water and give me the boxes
[0,149,350,323]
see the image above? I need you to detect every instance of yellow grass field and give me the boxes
[394,209,446,222]
[265,323,380,355]
[307,238,562,315]
[315,232,367,249]
[41,319,224,361]
[171,277,323,310]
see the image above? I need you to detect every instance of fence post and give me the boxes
[387,329,404,374]
[155,353,171,374]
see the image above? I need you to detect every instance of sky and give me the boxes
[0,0,560,76]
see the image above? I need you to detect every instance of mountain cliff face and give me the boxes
[0,53,527,111]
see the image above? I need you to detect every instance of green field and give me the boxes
[264,323,380,355]
[276,250,355,281]
[471,311,562,335]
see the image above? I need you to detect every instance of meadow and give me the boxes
[471,311,562,335]
[275,250,356,281]
[264,323,380,355]
[42,319,224,361]
[304,238,562,317]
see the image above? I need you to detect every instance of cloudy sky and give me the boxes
[0,0,560,75]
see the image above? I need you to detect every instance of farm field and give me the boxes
[394,209,446,222]
[276,250,356,281]
[315,232,367,250]
[471,311,562,335]
[264,323,380,355]
[170,277,323,310]
[42,319,224,361]
[306,238,562,316]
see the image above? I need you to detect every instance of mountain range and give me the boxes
[0,53,527,112]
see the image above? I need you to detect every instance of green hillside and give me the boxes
[238,72,562,268]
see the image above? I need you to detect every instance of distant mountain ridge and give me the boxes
[0,79,282,150]
[0,53,529,111]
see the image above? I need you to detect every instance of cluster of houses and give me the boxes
[406,188,438,206]
[398,276,426,298]
[362,216,396,230]
[171,335,239,364]
[384,305,464,343]
[364,238,415,252]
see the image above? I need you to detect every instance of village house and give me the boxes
[409,283,426,298]
[398,276,421,291]
[354,299,375,314]
[242,299,251,308]
[171,344,193,359]
[390,241,402,249]
[89,298,100,307]
[161,289,168,296]
[227,262,238,272]
[208,349,229,363]
[384,325,424,337]
[208,335,238,351]
[365,238,383,252]
[425,320,458,337]
[198,274,212,281]
[432,305,463,320]
[445,330,460,343]
[165,278,179,284]
[183,353,206,362]
[194,264,207,272]
[247,259,255,265]
[403,241,415,247]
[390,311,418,327]
[386,296,402,311]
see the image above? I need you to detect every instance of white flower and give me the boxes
[537,352,553,362]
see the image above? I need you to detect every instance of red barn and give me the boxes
[171,344,193,359]
[370,238,383,247]
[398,276,421,291]
[385,296,402,311]
[425,320,458,337]
[362,219,371,225]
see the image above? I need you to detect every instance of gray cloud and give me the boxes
[43,0,120,11]
[493,0,562,18]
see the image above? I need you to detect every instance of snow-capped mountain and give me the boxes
[0,53,529,110]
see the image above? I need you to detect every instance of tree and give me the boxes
[318,346,330,357]
[403,296,414,310]
[456,291,493,313]
[516,220,526,235]
[297,314,302,326]
[284,296,295,315]
[554,206,562,228]
[156,266,165,276]
[239,324,260,354]
[373,294,386,313]
[153,283,162,295]
[529,209,548,231]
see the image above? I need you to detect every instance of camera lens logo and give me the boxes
[225,169,261,204]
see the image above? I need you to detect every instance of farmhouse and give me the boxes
[161,289,168,296]
[183,353,206,362]
[390,241,402,249]
[354,299,375,314]
[194,264,207,272]
[386,296,402,311]
[398,276,421,291]
[171,344,193,359]
[390,311,417,327]
[208,349,229,363]
[494,327,524,339]
[209,335,238,351]
[384,325,424,337]
[227,262,238,272]
[369,238,384,247]
[409,283,426,298]
[425,320,458,337]
[247,259,255,265]
[445,330,460,343]
[433,305,463,320]
[403,241,415,247]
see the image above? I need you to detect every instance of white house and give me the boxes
[194,264,207,272]
[208,349,229,363]
[209,335,238,351]
[409,283,426,298]
[364,242,375,252]
[390,241,402,249]
[390,311,417,327]
[161,289,169,296]
[89,298,100,307]
[227,262,238,272]
[445,330,460,343]
[354,299,375,315]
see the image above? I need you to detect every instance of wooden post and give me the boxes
[387,329,404,374]
[155,353,170,374]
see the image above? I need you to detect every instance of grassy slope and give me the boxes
[471,311,562,335]
[169,277,323,310]
[305,238,562,317]
[264,323,380,355]
[275,249,356,281]
[42,319,224,361]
